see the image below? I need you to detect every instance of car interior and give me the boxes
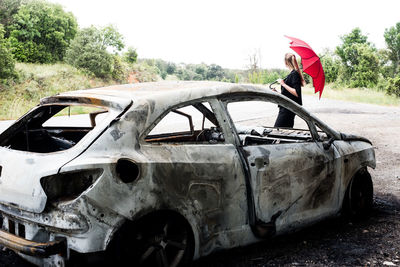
[145,102,225,143]
[0,105,109,153]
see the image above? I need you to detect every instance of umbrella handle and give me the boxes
[269,81,278,90]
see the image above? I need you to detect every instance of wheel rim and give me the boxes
[137,219,188,267]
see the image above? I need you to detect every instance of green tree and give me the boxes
[99,25,124,53]
[176,66,197,80]
[336,28,370,77]
[384,22,400,75]
[65,26,125,78]
[336,28,380,87]
[123,47,138,63]
[349,43,380,87]
[166,62,176,74]
[8,0,77,63]
[0,0,25,37]
[194,64,208,79]
[206,64,224,80]
[0,24,16,80]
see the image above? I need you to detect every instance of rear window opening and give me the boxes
[0,104,110,153]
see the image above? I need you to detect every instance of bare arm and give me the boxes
[279,80,298,97]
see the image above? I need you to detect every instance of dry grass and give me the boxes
[303,84,400,106]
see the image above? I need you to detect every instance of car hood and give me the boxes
[340,132,373,145]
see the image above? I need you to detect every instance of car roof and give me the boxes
[53,81,273,103]
[41,81,340,139]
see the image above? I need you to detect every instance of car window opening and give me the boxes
[0,105,109,153]
[227,100,313,146]
[145,102,224,144]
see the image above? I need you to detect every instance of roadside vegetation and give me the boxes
[0,0,399,120]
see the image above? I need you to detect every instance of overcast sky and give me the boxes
[49,0,399,69]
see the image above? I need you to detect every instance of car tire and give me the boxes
[342,168,373,221]
[109,212,194,267]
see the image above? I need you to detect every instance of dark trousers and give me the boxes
[274,107,295,128]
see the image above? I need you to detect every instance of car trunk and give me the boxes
[0,95,131,213]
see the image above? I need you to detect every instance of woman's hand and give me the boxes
[277,78,285,85]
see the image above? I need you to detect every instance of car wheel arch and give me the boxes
[106,208,200,263]
[341,166,373,219]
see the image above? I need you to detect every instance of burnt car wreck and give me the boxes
[0,81,375,266]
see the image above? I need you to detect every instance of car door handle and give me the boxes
[251,157,269,168]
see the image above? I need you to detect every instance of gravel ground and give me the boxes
[1,96,399,266]
[194,97,400,267]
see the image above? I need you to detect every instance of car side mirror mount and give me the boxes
[323,137,335,150]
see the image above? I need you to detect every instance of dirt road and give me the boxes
[1,96,399,266]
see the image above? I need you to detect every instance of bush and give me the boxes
[8,0,77,63]
[321,53,340,83]
[387,76,400,97]
[0,24,16,81]
[376,75,389,92]
[112,56,129,82]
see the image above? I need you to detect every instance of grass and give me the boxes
[0,63,117,120]
[303,84,400,106]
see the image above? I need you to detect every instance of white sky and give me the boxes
[49,0,400,69]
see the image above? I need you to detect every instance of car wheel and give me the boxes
[111,213,194,267]
[343,168,373,220]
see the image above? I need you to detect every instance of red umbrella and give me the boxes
[285,35,325,98]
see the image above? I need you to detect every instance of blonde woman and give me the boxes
[274,53,305,128]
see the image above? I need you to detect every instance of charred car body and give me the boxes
[0,82,375,266]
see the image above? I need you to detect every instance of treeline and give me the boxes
[138,59,240,82]
[0,0,237,86]
[323,26,399,97]
[249,26,400,98]
[0,0,399,98]
[0,0,142,83]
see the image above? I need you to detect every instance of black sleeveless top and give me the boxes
[281,70,302,105]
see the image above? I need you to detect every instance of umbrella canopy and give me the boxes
[285,35,325,98]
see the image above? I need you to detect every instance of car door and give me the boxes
[223,97,341,234]
[139,98,250,252]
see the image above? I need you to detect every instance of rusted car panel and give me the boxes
[0,229,66,257]
[0,81,376,266]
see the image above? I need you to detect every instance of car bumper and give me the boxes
[0,197,125,257]
[0,229,66,257]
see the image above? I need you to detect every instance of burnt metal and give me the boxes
[0,81,376,266]
[0,229,66,257]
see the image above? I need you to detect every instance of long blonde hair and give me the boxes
[285,53,305,86]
